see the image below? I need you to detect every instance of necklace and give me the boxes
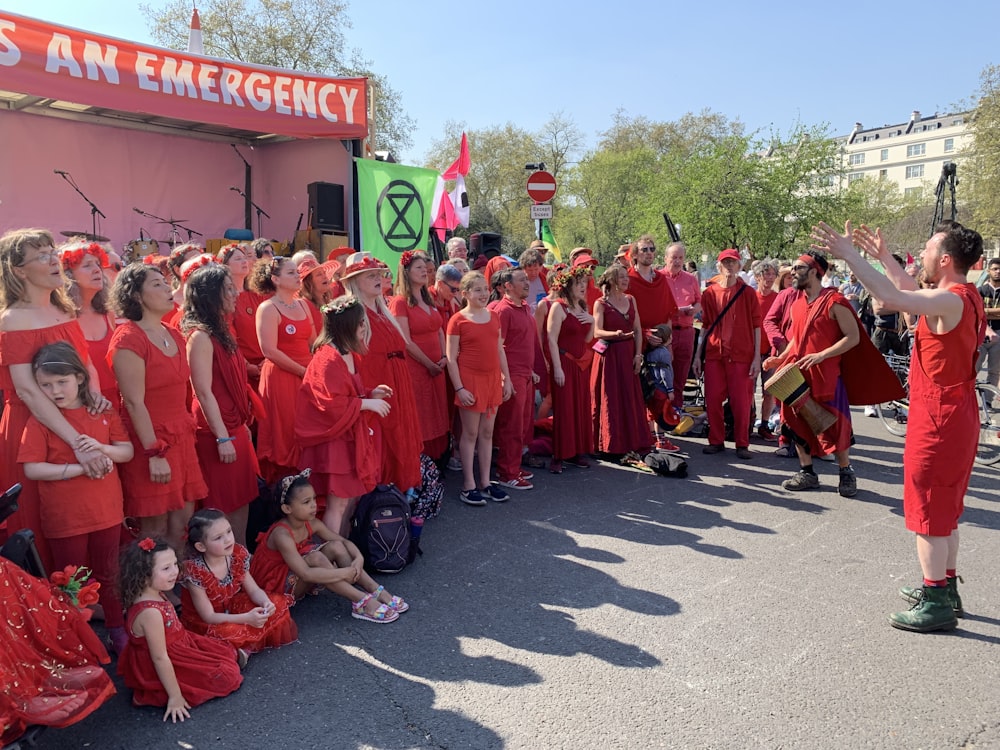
[140,323,171,349]
[276,296,298,311]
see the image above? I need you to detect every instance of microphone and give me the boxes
[53,169,68,175]
[229,186,241,193]
[133,207,143,214]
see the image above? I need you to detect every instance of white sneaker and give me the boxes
[864,405,877,417]
[446,456,462,472]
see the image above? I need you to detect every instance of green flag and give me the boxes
[540,219,562,261]
[355,159,439,265]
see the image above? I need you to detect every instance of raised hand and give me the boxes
[810,221,856,260]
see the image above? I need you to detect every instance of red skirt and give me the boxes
[120,416,208,518]
[551,353,594,459]
[257,360,303,480]
[194,426,260,513]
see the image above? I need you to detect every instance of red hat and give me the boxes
[325,245,354,262]
[571,251,598,268]
[297,256,321,281]
[340,251,382,281]
[717,248,741,263]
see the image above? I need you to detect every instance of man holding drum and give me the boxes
[763,250,861,495]
[813,220,984,634]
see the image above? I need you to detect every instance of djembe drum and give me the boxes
[764,362,837,436]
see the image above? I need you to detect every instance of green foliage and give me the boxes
[139,0,414,155]
[964,64,1000,240]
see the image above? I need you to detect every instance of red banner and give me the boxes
[0,11,368,140]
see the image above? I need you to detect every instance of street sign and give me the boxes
[526,171,557,203]
[530,203,553,220]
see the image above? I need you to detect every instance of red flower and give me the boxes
[49,570,70,586]
[77,582,101,608]
[138,537,156,551]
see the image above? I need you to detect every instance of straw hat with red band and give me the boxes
[59,242,109,270]
[339,251,384,281]
[179,253,217,284]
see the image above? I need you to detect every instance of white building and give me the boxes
[836,110,971,197]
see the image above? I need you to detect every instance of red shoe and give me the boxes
[656,437,680,451]
[518,470,534,480]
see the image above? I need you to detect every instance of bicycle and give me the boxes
[874,351,1000,465]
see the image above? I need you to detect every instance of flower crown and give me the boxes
[217,243,244,265]
[320,295,360,315]
[180,254,217,283]
[138,537,156,552]
[279,469,311,504]
[169,244,204,265]
[60,242,109,271]
[550,264,592,292]
[400,250,427,269]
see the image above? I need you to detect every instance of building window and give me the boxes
[904,187,922,198]
[905,164,925,179]
[880,149,889,161]
[952,118,963,126]
[906,143,926,157]
[879,169,888,179]
[815,174,834,188]
[848,153,865,166]
[848,172,864,184]
[944,138,955,152]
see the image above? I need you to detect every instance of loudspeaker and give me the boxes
[469,231,502,259]
[307,181,345,232]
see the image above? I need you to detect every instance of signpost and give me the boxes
[529,204,553,220]
[526,171,557,203]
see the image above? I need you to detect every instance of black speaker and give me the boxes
[469,231,502,259]
[307,181,345,232]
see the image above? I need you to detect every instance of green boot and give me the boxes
[899,575,964,617]
[889,585,959,632]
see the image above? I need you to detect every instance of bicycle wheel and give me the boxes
[974,383,1000,466]
[876,400,908,437]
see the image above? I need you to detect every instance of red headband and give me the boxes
[60,243,109,270]
[797,254,822,274]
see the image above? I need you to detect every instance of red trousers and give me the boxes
[704,357,754,448]
[51,524,124,628]
[671,327,695,409]
[495,373,534,481]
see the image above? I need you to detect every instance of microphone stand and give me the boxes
[231,144,253,231]
[231,186,270,238]
[57,172,107,239]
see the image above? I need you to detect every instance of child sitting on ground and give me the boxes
[250,470,408,624]
[644,324,685,449]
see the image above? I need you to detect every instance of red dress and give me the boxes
[356,308,422,491]
[119,597,242,708]
[590,297,651,454]
[389,295,449,452]
[296,346,381,499]
[0,558,115,745]
[0,320,90,564]
[257,305,314,482]
[180,544,297,653]
[232,289,267,390]
[250,521,323,596]
[551,301,594,460]
[446,311,503,415]
[86,315,119,404]
[192,337,260,513]
[108,322,208,518]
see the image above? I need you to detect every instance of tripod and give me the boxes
[931,162,958,238]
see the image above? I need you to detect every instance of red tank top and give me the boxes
[912,283,984,388]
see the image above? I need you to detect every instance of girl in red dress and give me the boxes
[390,251,449,460]
[342,252,423,493]
[217,244,266,390]
[446,271,513,505]
[18,342,134,654]
[296,295,390,536]
[0,228,113,567]
[59,240,119,403]
[546,266,596,473]
[182,263,260,546]
[251,257,316,482]
[118,537,243,723]
[250,472,408,623]
[180,508,296,653]
[591,264,651,456]
[109,264,207,550]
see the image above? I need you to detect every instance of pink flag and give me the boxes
[442,132,470,179]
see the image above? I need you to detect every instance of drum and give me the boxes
[764,362,837,436]
[125,239,159,262]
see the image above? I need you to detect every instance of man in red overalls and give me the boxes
[814,220,985,633]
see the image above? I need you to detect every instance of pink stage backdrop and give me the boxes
[0,109,353,252]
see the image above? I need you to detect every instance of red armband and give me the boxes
[143,439,169,459]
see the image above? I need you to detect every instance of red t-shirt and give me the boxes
[700,280,761,363]
[493,296,538,379]
[18,406,127,538]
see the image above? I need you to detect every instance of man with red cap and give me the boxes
[693,248,760,459]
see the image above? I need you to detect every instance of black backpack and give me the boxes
[350,484,411,574]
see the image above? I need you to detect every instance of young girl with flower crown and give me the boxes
[18,342,134,653]
[118,536,243,723]
[250,471,408,623]
[446,271,513,506]
[180,508,297,653]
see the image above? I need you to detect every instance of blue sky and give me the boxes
[6,1,997,162]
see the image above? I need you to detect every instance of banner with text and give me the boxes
[356,159,439,265]
[0,11,368,139]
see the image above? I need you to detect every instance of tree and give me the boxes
[963,64,1000,240]
[140,0,414,156]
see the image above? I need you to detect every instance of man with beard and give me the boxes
[814,220,984,633]
[764,251,861,496]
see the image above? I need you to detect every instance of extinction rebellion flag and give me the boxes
[355,159,439,265]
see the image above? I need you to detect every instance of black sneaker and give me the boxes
[782,470,820,491]
[481,483,510,503]
[459,488,487,506]
[838,466,858,498]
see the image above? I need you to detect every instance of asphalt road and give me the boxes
[33,407,1000,750]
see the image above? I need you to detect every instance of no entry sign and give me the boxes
[526,171,557,203]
